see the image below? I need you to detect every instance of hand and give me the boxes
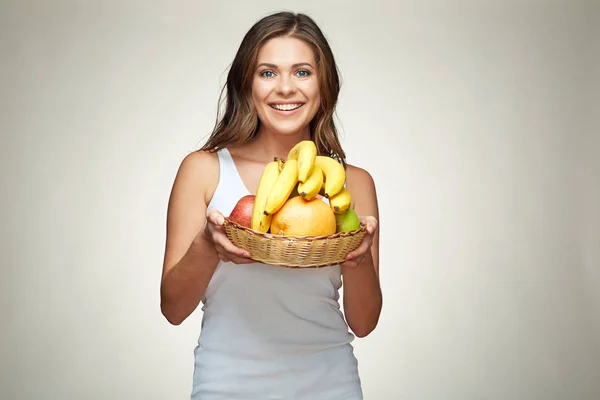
[341,216,378,269]
[203,208,255,264]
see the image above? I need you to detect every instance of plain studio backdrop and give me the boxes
[1,1,599,399]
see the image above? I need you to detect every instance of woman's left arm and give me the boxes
[341,165,383,338]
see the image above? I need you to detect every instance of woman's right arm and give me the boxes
[159,151,251,325]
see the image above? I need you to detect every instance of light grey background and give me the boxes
[1,1,599,399]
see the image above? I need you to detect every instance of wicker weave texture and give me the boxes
[223,218,367,268]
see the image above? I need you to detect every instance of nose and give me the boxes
[275,74,296,96]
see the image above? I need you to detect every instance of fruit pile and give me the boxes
[229,140,361,237]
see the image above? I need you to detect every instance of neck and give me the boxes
[250,125,311,161]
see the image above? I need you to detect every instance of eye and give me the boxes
[260,70,275,78]
[296,69,311,78]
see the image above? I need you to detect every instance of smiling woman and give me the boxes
[160,11,382,400]
[252,37,321,136]
[198,12,346,166]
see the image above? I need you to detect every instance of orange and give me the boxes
[270,196,336,236]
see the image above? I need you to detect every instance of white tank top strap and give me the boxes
[207,148,250,216]
[217,148,240,184]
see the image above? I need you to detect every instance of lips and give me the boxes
[269,103,304,111]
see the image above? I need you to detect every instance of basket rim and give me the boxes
[223,217,367,241]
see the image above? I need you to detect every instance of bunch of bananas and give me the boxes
[250,140,352,233]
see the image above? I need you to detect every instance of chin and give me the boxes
[266,123,309,136]
[259,110,317,137]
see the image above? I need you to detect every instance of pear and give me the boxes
[335,208,361,233]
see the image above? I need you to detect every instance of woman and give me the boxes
[160,11,382,399]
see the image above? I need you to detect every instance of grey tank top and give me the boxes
[190,148,362,400]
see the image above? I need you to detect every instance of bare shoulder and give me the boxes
[177,150,219,176]
[346,163,376,192]
[173,150,220,205]
[345,163,379,217]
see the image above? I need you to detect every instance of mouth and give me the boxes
[269,103,304,112]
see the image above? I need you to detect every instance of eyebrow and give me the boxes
[256,62,315,69]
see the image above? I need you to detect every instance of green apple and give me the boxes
[335,208,361,232]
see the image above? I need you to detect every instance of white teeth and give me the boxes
[271,103,302,111]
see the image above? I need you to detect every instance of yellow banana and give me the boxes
[264,159,298,216]
[314,155,345,198]
[297,166,323,200]
[287,140,316,183]
[251,161,280,233]
[329,186,352,214]
[274,157,285,172]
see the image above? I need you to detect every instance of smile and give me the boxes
[269,103,304,111]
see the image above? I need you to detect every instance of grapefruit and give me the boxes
[270,196,336,236]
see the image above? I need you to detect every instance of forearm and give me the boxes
[342,257,382,337]
[160,233,220,325]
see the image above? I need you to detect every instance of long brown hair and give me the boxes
[199,11,347,166]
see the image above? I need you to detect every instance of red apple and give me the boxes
[229,195,255,228]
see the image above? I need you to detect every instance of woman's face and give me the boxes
[251,36,321,137]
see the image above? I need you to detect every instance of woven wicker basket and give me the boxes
[223,218,367,268]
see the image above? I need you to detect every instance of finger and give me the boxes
[359,216,378,234]
[206,208,225,226]
[216,247,253,264]
[214,243,238,258]
[365,217,378,234]
[345,237,373,260]
[214,235,251,258]
[213,244,231,261]
[341,259,359,269]
[229,256,256,265]
[367,219,378,235]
